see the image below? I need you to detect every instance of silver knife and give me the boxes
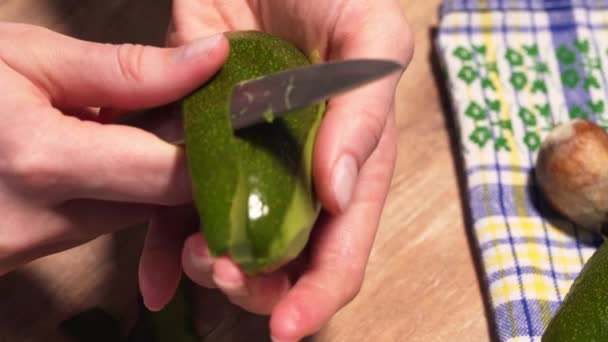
[229,59,403,130]
[117,59,402,143]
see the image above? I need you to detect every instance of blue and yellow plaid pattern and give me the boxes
[437,1,608,340]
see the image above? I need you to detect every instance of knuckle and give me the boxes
[399,22,415,63]
[115,43,146,84]
[0,216,38,273]
[182,256,215,288]
[166,29,189,47]
[7,144,62,190]
[320,247,366,304]
[383,7,414,63]
[335,265,363,303]
[343,279,363,303]
[0,143,19,178]
[355,108,386,156]
[309,263,364,307]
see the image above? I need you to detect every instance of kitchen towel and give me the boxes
[436,1,608,341]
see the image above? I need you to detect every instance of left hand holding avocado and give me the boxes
[0,22,228,276]
[137,1,414,341]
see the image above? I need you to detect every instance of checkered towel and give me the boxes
[436,1,608,341]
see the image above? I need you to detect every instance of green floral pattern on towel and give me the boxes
[451,39,608,153]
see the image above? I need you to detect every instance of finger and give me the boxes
[9,107,192,205]
[270,116,397,342]
[168,0,260,46]
[183,235,292,314]
[57,200,155,238]
[107,104,186,144]
[2,63,103,122]
[139,205,197,312]
[313,6,412,214]
[3,105,189,207]
[1,200,155,275]
[182,232,217,289]
[212,258,291,315]
[0,22,229,110]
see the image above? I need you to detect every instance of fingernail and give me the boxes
[190,246,213,273]
[140,271,164,312]
[174,34,223,63]
[332,154,358,212]
[213,261,249,297]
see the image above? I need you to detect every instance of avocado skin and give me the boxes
[183,31,323,274]
[543,241,608,341]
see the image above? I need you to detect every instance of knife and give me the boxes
[116,59,402,143]
[229,59,403,130]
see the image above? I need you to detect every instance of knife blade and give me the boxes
[229,59,402,130]
[114,59,403,145]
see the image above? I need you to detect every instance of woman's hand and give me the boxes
[0,22,228,275]
[139,1,414,341]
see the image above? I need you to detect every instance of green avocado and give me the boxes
[542,241,608,341]
[182,31,324,275]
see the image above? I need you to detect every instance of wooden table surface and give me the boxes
[0,1,495,341]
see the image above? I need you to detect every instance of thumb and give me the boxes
[313,8,412,214]
[0,23,229,110]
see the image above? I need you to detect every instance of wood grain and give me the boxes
[0,0,494,341]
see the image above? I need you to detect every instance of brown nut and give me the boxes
[535,119,608,235]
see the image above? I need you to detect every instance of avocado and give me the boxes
[542,241,608,341]
[182,31,324,275]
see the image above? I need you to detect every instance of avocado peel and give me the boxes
[183,31,324,275]
[542,241,608,341]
